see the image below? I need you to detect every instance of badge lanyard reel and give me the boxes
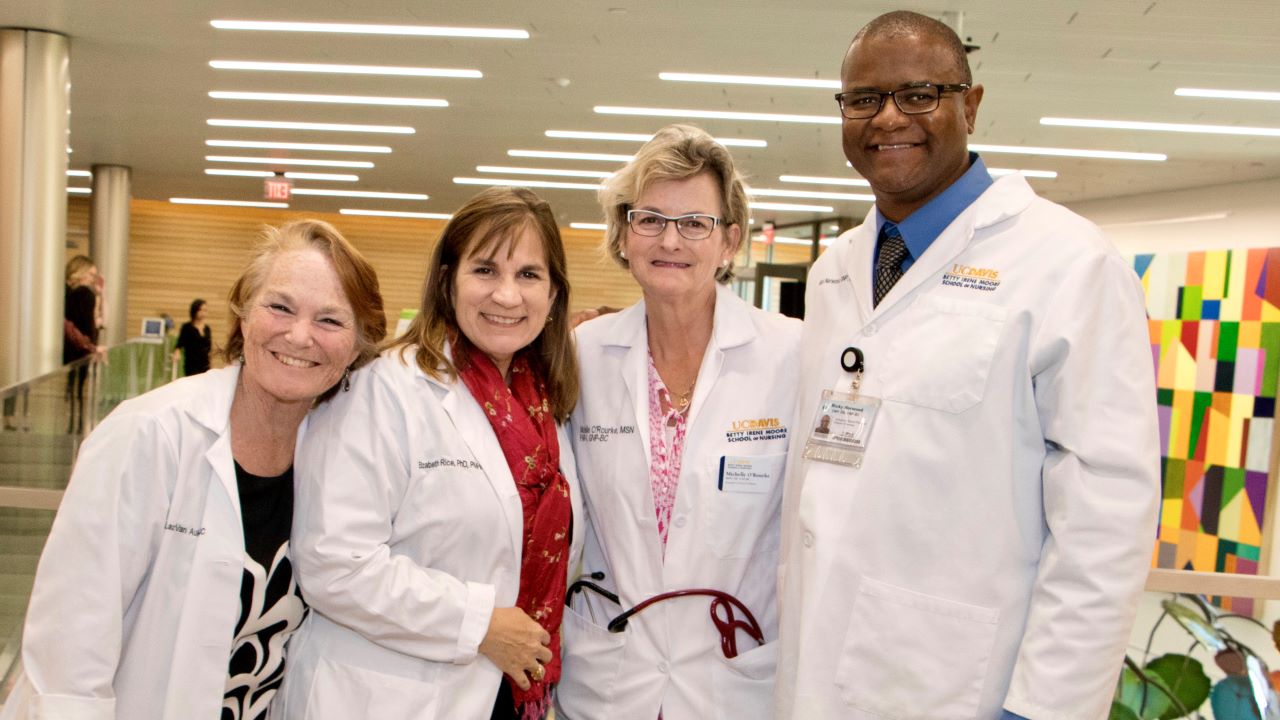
[802,346,881,468]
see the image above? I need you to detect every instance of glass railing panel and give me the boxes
[0,506,56,698]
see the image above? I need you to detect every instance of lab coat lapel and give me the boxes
[839,223,878,328]
[686,285,755,429]
[424,359,523,562]
[188,366,242,519]
[601,301,653,462]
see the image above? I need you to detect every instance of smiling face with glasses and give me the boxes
[839,31,984,221]
[621,172,739,303]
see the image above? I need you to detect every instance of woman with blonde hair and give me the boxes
[557,124,801,720]
[279,186,583,720]
[4,220,386,720]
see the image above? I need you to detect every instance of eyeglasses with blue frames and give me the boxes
[626,209,722,241]
[566,572,765,660]
[834,82,971,120]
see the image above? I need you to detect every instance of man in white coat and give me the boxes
[775,10,1160,720]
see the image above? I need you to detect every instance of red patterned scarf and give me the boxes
[457,345,571,719]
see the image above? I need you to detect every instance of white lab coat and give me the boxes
[275,347,584,720]
[1,367,280,720]
[556,285,801,720]
[774,175,1160,720]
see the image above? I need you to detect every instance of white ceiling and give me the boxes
[3,0,1278,229]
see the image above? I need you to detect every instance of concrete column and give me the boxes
[0,29,69,387]
[89,165,130,345]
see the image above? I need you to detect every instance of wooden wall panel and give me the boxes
[67,198,642,360]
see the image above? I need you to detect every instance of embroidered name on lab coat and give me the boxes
[577,425,636,443]
[164,522,206,537]
[942,264,1001,292]
[418,457,483,471]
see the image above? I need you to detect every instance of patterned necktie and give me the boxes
[873,223,909,307]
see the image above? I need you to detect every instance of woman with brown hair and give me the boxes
[4,220,386,720]
[278,186,583,720]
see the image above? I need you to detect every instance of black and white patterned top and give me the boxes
[222,463,308,720]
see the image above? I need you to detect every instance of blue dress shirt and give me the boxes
[1000,711,1030,720]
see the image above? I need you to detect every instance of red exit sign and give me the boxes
[264,177,292,201]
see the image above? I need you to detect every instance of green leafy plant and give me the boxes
[1112,594,1280,720]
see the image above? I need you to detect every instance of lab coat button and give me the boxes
[658,661,670,673]
[673,515,687,528]
[802,531,815,548]
[863,324,877,336]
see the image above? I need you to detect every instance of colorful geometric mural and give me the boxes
[1135,248,1280,614]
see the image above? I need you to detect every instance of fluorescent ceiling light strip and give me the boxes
[969,143,1166,161]
[286,172,359,182]
[781,175,870,187]
[210,20,528,39]
[205,168,273,177]
[67,187,92,194]
[753,234,825,247]
[208,119,413,134]
[545,130,767,148]
[478,165,612,179]
[596,106,838,125]
[206,155,374,168]
[291,188,428,200]
[749,201,834,212]
[1041,116,1280,138]
[206,139,392,153]
[509,149,632,162]
[749,187,874,202]
[210,91,447,107]
[660,72,840,90]
[170,198,288,208]
[210,60,481,78]
[340,209,453,220]
[66,169,92,177]
[1099,212,1230,229]
[210,91,448,108]
[454,177,601,191]
[1175,88,1280,102]
[570,223,608,231]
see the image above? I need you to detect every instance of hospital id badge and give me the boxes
[802,388,881,467]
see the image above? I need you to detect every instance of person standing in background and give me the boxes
[774,11,1159,720]
[63,255,105,434]
[174,298,215,376]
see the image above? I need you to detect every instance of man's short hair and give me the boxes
[846,10,972,84]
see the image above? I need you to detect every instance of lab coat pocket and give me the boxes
[305,656,439,720]
[706,452,786,559]
[711,640,778,720]
[883,296,1006,414]
[557,604,627,713]
[835,576,998,720]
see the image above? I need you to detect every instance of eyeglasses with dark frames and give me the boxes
[834,82,971,120]
[626,209,722,241]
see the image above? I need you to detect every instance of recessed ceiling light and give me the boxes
[205,168,274,178]
[66,169,92,177]
[210,60,482,78]
[206,155,375,168]
[290,188,429,200]
[545,130,767,148]
[749,201,834,212]
[340,209,453,220]
[208,119,414,134]
[478,165,613,179]
[206,139,392,153]
[210,20,529,39]
[749,187,875,202]
[204,169,359,182]
[67,187,92,194]
[1175,88,1280,102]
[508,149,633,162]
[1041,116,1280,138]
[455,176,604,190]
[659,72,840,89]
[595,106,838,124]
[969,143,1166,161]
[209,91,448,108]
[570,222,608,230]
[170,198,288,208]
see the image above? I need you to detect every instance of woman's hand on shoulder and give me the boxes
[478,606,552,690]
